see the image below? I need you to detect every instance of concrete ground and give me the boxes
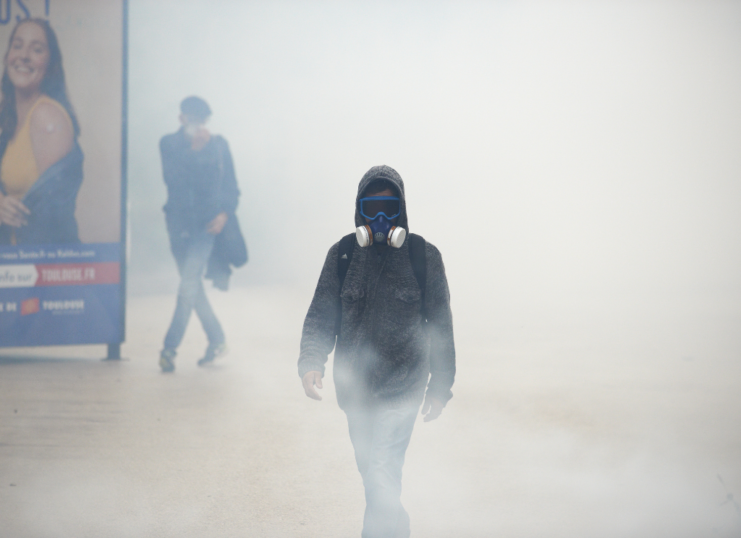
[1,286,740,538]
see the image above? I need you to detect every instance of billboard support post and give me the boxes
[106,343,121,360]
[112,0,129,360]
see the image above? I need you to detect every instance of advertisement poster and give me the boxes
[0,0,126,347]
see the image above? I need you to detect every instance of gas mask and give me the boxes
[355,196,407,248]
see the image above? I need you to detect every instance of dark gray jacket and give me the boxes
[298,165,455,409]
[160,129,239,236]
[160,129,244,288]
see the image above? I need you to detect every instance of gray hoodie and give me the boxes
[298,165,456,409]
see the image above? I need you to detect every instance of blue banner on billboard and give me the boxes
[0,243,122,346]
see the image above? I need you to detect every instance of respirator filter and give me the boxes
[356,224,406,248]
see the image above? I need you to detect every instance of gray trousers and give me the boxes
[345,403,419,538]
[164,229,224,350]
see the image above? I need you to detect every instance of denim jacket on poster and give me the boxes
[0,143,84,245]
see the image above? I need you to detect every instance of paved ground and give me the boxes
[1,286,740,537]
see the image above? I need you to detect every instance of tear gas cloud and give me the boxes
[128,0,741,319]
[3,1,740,537]
[124,1,741,534]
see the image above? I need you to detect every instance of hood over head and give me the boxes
[355,165,408,232]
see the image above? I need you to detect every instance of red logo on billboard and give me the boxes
[35,262,120,286]
[21,298,40,316]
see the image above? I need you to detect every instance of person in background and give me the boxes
[0,18,82,245]
[158,96,240,372]
[298,165,456,538]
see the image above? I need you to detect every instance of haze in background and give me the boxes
[128,0,740,329]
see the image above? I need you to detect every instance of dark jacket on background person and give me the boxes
[0,143,83,245]
[160,128,245,287]
[160,128,239,235]
[205,213,249,290]
[298,165,456,409]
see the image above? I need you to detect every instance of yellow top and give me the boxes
[1,95,73,197]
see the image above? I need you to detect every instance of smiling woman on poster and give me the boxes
[0,18,82,245]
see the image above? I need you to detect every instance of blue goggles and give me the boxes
[359,196,401,220]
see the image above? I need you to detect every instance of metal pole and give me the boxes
[106,343,121,360]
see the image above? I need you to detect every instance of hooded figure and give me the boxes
[298,165,455,538]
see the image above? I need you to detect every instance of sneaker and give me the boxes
[197,342,227,366]
[159,348,176,372]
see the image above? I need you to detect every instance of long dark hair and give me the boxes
[0,18,80,158]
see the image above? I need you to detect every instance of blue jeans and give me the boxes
[164,230,224,350]
[345,403,419,538]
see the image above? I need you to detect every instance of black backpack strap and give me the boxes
[407,233,427,321]
[337,233,356,291]
[336,233,356,336]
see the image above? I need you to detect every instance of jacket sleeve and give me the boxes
[298,243,341,379]
[424,242,456,404]
[216,137,240,214]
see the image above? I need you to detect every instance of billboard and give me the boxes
[0,0,126,349]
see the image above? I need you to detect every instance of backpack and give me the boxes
[335,232,427,336]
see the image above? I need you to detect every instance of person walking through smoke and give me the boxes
[298,165,456,538]
[158,96,243,372]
